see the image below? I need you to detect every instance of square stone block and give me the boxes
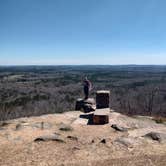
[96,90,110,109]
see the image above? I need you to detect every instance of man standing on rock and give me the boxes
[83,76,92,99]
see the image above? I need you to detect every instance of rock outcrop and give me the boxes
[0,110,166,166]
[75,98,96,113]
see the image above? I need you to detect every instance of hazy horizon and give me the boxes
[0,64,166,67]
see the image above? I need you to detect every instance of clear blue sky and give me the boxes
[0,0,166,65]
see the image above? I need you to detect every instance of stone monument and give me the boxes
[96,90,110,109]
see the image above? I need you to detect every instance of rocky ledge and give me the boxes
[0,110,166,166]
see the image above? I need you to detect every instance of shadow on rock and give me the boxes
[79,113,94,125]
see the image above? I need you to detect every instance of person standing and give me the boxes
[83,77,92,99]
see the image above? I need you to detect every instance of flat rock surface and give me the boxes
[0,111,166,166]
[96,90,110,94]
[94,108,110,115]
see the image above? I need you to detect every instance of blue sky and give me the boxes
[0,0,166,65]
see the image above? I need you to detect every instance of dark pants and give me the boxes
[84,86,89,99]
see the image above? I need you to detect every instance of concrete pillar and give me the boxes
[96,90,110,109]
[93,108,110,124]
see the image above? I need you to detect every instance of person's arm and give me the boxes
[89,81,92,90]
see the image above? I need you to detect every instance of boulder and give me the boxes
[75,98,84,110]
[83,103,95,113]
[75,98,96,113]
[144,132,166,142]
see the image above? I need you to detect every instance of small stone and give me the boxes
[72,147,80,151]
[15,123,23,131]
[34,134,65,143]
[67,136,78,141]
[111,124,128,132]
[100,139,106,144]
[59,123,73,131]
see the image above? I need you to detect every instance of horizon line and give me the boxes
[0,64,166,67]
